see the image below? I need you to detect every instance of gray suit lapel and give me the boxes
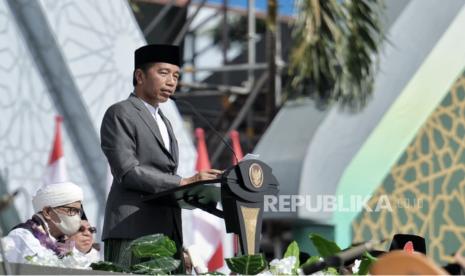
[128,94,175,162]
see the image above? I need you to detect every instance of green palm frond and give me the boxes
[289,0,383,111]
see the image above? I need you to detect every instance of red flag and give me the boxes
[193,128,224,271]
[208,244,224,271]
[229,130,244,165]
[43,116,68,184]
[195,128,211,171]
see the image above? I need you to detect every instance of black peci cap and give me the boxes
[134,44,181,69]
[80,204,88,220]
[389,234,426,254]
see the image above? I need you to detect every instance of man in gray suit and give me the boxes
[100,44,221,268]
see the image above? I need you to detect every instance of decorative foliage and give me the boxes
[198,272,225,275]
[283,241,300,274]
[309,233,341,257]
[355,252,377,275]
[300,255,321,268]
[129,234,177,259]
[24,251,93,269]
[225,254,268,275]
[90,261,127,273]
[91,234,180,275]
[91,233,377,275]
[131,257,181,275]
[325,267,339,275]
[289,0,384,110]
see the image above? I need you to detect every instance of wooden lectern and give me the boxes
[143,159,279,255]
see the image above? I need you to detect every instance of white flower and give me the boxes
[269,256,297,275]
[25,249,91,269]
[257,270,274,275]
[352,259,361,274]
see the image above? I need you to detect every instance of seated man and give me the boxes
[1,181,89,267]
[68,219,101,263]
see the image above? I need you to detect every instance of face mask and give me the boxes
[51,209,81,236]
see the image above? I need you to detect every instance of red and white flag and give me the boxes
[191,128,226,271]
[43,116,68,184]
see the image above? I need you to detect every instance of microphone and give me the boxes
[0,189,20,211]
[302,239,385,274]
[170,95,239,164]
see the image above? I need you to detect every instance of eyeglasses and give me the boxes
[54,205,83,216]
[78,225,97,234]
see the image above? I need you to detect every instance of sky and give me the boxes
[194,0,296,16]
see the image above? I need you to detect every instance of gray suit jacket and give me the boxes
[100,93,182,244]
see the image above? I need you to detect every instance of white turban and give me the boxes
[32,181,84,213]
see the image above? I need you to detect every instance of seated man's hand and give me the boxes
[180,169,223,186]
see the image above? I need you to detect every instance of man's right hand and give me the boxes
[180,169,223,186]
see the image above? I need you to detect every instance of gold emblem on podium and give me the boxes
[249,163,263,188]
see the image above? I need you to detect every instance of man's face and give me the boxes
[52,201,82,217]
[69,220,95,253]
[136,62,180,106]
[42,201,82,237]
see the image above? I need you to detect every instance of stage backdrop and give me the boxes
[353,70,465,265]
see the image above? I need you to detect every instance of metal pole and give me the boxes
[275,20,282,107]
[161,0,192,44]
[246,0,257,147]
[221,0,229,86]
[191,32,197,82]
[143,0,176,36]
[194,42,215,57]
[173,0,208,45]
[184,63,268,72]
[191,9,221,30]
[247,0,256,89]
[266,0,277,122]
[179,81,249,94]
[211,72,268,164]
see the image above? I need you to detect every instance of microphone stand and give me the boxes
[170,96,239,164]
[302,239,384,275]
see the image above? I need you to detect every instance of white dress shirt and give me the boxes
[141,100,171,152]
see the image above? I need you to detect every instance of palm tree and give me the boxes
[282,0,384,111]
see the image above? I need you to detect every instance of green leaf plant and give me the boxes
[225,254,268,275]
[91,234,180,275]
[91,232,377,275]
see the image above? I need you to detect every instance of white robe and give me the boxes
[79,248,101,264]
[0,223,98,268]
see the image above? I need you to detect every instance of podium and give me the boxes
[144,159,279,255]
